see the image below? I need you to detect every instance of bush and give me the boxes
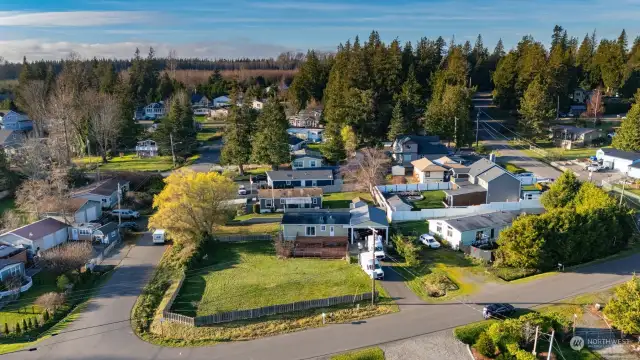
[35,292,67,312]
[43,309,50,321]
[252,203,260,214]
[424,272,458,297]
[475,332,496,358]
[392,234,420,266]
[3,323,8,335]
[57,274,70,291]
[489,267,539,281]
[33,317,39,328]
[454,321,495,344]
[14,323,20,334]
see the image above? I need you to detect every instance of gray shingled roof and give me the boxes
[292,149,323,159]
[288,135,305,146]
[478,167,508,183]
[267,170,333,181]
[97,222,119,234]
[444,211,519,232]
[350,206,389,227]
[281,209,350,225]
[11,218,68,240]
[551,125,600,137]
[467,158,496,178]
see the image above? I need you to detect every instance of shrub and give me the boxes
[14,323,20,334]
[454,321,495,344]
[475,332,496,358]
[424,273,458,297]
[43,309,50,321]
[33,317,39,328]
[57,274,70,291]
[41,242,94,275]
[252,203,260,214]
[35,292,67,312]
[27,318,33,330]
[3,323,7,335]
[22,319,27,331]
[392,234,420,266]
[489,267,539,281]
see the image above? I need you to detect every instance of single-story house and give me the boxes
[550,126,604,149]
[42,198,102,224]
[266,169,335,188]
[411,158,447,183]
[0,110,33,131]
[280,204,389,244]
[292,149,324,169]
[213,96,231,108]
[287,128,324,143]
[135,139,158,157]
[289,135,306,151]
[0,259,25,282]
[444,158,521,206]
[258,187,323,212]
[428,211,520,249]
[0,218,69,255]
[385,194,413,211]
[252,100,265,110]
[433,156,469,180]
[72,179,131,209]
[596,148,640,174]
[191,94,210,108]
[209,108,229,118]
[392,134,449,166]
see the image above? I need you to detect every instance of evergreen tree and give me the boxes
[34,317,39,328]
[43,310,50,322]
[156,72,175,101]
[540,171,581,209]
[576,32,598,89]
[96,61,118,94]
[15,323,20,335]
[425,82,473,147]
[395,65,423,132]
[3,323,8,335]
[492,39,505,58]
[519,75,555,138]
[220,103,252,175]
[341,125,357,157]
[250,99,290,169]
[321,123,346,163]
[515,37,547,101]
[492,52,519,110]
[470,34,490,90]
[401,41,415,81]
[388,102,409,141]
[612,91,640,151]
[153,91,197,158]
[21,319,27,332]
[27,318,33,330]
[595,39,626,92]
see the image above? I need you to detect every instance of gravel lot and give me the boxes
[381,330,470,360]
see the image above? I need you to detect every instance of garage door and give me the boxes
[86,206,97,222]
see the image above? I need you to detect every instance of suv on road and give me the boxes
[111,209,140,220]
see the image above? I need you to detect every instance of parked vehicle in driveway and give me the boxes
[111,209,140,219]
[419,234,441,249]
[367,235,386,260]
[359,251,384,280]
[238,185,247,195]
[587,164,605,172]
[483,303,516,319]
[118,222,139,231]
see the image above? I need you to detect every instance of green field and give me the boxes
[332,347,385,360]
[216,222,280,235]
[391,221,429,237]
[0,272,58,327]
[75,154,174,172]
[411,191,446,209]
[323,191,373,209]
[172,241,373,316]
[196,128,224,143]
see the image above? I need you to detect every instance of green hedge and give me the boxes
[453,321,496,345]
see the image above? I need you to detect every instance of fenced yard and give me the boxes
[410,191,446,209]
[170,241,374,317]
[323,191,373,209]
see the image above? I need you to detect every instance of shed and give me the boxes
[94,222,120,244]
[0,218,69,254]
[428,211,519,249]
[391,165,405,176]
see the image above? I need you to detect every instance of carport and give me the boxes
[348,204,389,245]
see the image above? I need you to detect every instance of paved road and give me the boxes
[8,237,639,360]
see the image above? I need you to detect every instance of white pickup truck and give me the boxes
[359,251,384,280]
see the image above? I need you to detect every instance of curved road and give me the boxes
[6,231,639,360]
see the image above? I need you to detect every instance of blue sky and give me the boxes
[1,0,640,61]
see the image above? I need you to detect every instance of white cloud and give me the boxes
[0,11,152,27]
[0,39,297,62]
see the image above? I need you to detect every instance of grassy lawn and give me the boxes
[172,241,375,316]
[0,272,58,326]
[216,222,280,236]
[305,143,324,152]
[233,213,283,221]
[234,166,272,181]
[194,115,207,123]
[391,221,429,237]
[519,143,603,162]
[323,191,373,209]
[332,347,385,360]
[411,191,446,209]
[75,154,174,172]
[196,128,223,143]
[521,184,539,191]
[498,162,526,174]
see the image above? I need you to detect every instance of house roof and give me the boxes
[258,187,323,198]
[443,184,486,196]
[10,218,68,241]
[444,211,519,233]
[433,156,457,164]
[42,198,96,214]
[0,258,23,271]
[213,95,230,101]
[146,102,164,109]
[292,149,323,159]
[0,130,17,145]
[281,209,350,225]
[396,135,447,156]
[551,125,600,137]
[0,243,24,258]
[599,148,640,161]
[191,94,208,103]
[288,135,305,146]
[74,179,130,197]
[478,167,508,183]
[97,222,118,234]
[267,170,333,182]
[468,158,496,178]
[411,158,447,172]
[350,206,389,227]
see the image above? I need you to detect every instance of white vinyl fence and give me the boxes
[377,182,451,193]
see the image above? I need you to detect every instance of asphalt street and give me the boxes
[6,230,639,360]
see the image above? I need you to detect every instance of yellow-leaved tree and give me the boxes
[149,169,237,246]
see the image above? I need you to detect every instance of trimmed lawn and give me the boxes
[332,347,385,360]
[0,272,58,327]
[305,143,324,152]
[194,115,207,123]
[521,184,538,191]
[323,191,373,209]
[196,128,223,143]
[233,213,283,221]
[391,221,430,237]
[75,154,174,172]
[519,143,604,162]
[216,222,280,235]
[411,191,446,209]
[172,241,374,316]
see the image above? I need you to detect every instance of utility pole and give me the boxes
[475,112,480,147]
[547,330,555,360]
[532,326,539,356]
[620,176,627,206]
[556,95,560,120]
[371,230,376,306]
[454,117,458,149]
[117,182,122,226]
[170,133,176,168]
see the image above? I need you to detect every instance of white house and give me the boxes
[72,179,130,209]
[191,94,210,108]
[252,100,265,110]
[287,128,324,143]
[0,218,69,255]
[144,102,166,119]
[135,139,158,157]
[42,198,102,224]
[411,158,447,183]
[213,96,231,108]
[291,149,323,169]
[428,211,519,250]
[596,148,640,174]
[0,110,33,131]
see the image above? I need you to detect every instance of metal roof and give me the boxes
[288,135,305,145]
[281,209,350,225]
[599,148,640,161]
[349,206,389,227]
[97,222,119,234]
[10,218,68,240]
[551,125,599,137]
[267,170,333,181]
[467,158,496,178]
[443,211,519,233]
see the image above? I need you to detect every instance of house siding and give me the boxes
[260,197,322,212]
[281,224,348,239]
[485,174,521,203]
[447,191,487,206]
[414,169,445,183]
[292,157,323,169]
[272,179,333,188]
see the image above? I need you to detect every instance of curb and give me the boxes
[466,344,475,360]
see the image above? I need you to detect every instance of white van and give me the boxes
[111,209,140,219]
[359,251,384,280]
[152,229,166,244]
[367,235,386,260]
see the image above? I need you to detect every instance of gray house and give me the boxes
[444,158,521,206]
[391,135,449,166]
[266,170,335,188]
[428,211,519,250]
[72,179,130,209]
[291,149,324,169]
[258,188,323,212]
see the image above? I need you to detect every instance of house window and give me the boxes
[312,198,318,204]
[280,199,286,205]
[286,181,291,185]
[447,226,453,238]
[321,225,326,231]
[293,161,303,168]
[101,198,107,203]
[490,228,495,239]
[475,231,483,240]
[265,199,272,207]
[312,180,317,186]
[310,160,317,167]
[305,226,316,236]
[425,171,431,177]
[436,222,442,234]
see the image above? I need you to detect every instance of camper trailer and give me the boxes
[152,229,166,244]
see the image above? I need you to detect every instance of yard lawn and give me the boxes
[75,154,174,172]
[194,115,207,123]
[391,221,430,237]
[411,191,446,209]
[332,347,385,360]
[233,213,283,221]
[172,241,374,316]
[520,144,603,162]
[498,162,526,174]
[323,191,373,209]
[196,128,223,143]
[0,272,58,327]
[216,222,280,235]
[305,143,324,152]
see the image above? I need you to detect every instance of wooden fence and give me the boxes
[214,234,273,242]
[163,289,377,327]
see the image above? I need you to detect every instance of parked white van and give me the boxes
[111,209,140,219]
[359,251,384,280]
[152,229,166,244]
[366,235,386,260]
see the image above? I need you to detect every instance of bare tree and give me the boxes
[12,136,51,179]
[40,242,94,275]
[340,147,390,192]
[0,210,25,232]
[34,292,67,312]
[585,87,605,125]
[16,80,49,137]
[88,92,122,163]
[167,49,178,78]
[15,179,48,219]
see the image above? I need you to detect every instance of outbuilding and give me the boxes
[0,218,69,255]
[428,211,519,250]
[596,148,640,173]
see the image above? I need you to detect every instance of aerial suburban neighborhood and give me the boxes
[0,4,639,360]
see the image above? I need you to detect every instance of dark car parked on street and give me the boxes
[482,303,516,319]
